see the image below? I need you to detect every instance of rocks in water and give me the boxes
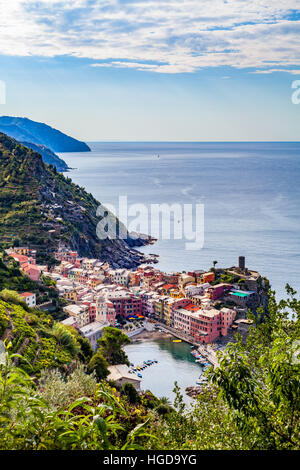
[186,385,204,398]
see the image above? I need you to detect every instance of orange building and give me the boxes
[198,271,215,284]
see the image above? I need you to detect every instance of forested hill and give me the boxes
[0,133,150,267]
[21,141,69,172]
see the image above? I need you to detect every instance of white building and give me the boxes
[79,321,109,350]
[63,304,90,328]
[61,316,78,328]
[19,292,36,308]
[106,364,142,391]
[113,269,130,286]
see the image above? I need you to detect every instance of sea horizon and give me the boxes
[86,140,300,143]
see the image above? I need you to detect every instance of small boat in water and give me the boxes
[137,373,142,378]
[173,339,182,343]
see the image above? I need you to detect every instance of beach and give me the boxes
[129,329,172,342]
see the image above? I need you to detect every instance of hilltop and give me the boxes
[0,116,90,153]
[0,133,153,267]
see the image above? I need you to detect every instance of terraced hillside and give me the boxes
[0,133,152,267]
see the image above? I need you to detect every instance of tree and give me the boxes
[13,237,20,247]
[120,382,140,404]
[52,323,80,356]
[0,289,28,310]
[77,335,94,362]
[154,397,173,417]
[149,286,300,450]
[213,260,218,268]
[209,285,300,449]
[88,350,109,381]
[97,327,130,365]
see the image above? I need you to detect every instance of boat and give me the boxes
[137,373,142,378]
[196,374,208,384]
[173,339,182,343]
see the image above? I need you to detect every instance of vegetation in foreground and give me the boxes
[0,285,299,450]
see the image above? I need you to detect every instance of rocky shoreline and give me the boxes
[185,386,203,398]
[99,235,159,269]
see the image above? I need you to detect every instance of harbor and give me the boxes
[124,337,208,403]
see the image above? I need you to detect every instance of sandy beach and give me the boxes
[129,329,172,343]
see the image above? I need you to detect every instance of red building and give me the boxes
[109,293,142,318]
[206,283,232,300]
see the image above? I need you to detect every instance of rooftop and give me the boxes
[79,321,108,335]
[107,364,141,383]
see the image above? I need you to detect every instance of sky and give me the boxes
[0,0,299,141]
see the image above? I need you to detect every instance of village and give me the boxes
[5,246,266,358]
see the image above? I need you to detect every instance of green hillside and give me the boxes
[0,298,90,374]
[0,132,149,267]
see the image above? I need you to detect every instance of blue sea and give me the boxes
[61,142,300,301]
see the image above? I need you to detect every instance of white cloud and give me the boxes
[0,0,300,73]
[251,69,300,75]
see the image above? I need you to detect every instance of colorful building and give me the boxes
[19,292,36,308]
[198,271,215,284]
[206,283,232,301]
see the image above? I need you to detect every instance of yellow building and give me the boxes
[163,298,176,326]
[154,296,169,320]
[169,289,183,299]
[89,277,103,289]
[13,247,30,255]
[64,289,77,301]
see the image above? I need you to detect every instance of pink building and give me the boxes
[55,250,79,264]
[89,302,97,322]
[169,298,191,326]
[206,283,232,301]
[106,301,116,325]
[141,293,156,316]
[190,308,222,344]
[172,302,236,344]
[219,307,236,336]
[23,265,40,281]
